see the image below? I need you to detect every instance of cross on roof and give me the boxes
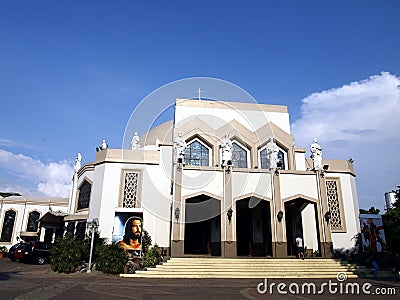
[197,88,203,100]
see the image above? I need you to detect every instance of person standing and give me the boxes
[295,234,304,260]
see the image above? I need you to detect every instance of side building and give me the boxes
[0,196,68,247]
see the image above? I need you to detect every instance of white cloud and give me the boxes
[292,72,400,211]
[0,149,73,197]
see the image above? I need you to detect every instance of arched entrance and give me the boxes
[184,195,221,256]
[236,197,272,257]
[285,198,320,257]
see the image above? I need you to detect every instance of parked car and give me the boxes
[7,242,29,262]
[23,241,54,265]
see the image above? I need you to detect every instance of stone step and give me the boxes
[120,258,363,279]
[123,272,359,279]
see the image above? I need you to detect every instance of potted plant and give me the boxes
[0,246,8,259]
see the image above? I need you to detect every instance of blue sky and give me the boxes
[0,1,399,211]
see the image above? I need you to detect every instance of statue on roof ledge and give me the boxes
[131,132,140,150]
[221,133,233,167]
[174,132,187,164]
[310,137,322,170]
[101,139,108,150]
[74,152,82,172]
[266,137,279,170]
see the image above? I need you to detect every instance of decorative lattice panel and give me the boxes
[123,172,139,208]
[326,180,344,231]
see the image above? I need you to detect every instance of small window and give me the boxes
[77,180,92,210]
[184,139,210,166]
[0,210,16,242]
[27,211,40,232]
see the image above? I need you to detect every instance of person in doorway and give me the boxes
[117,217,143,253]
[295,234,304,260]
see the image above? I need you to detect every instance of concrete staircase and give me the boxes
[121,257,369,279]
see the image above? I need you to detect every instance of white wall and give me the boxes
[329,173,360,250]
[176,106,291,133]
[295,152,306,171]
[232,172,273,200]
[280,174,319,200]
[301,204,318,252]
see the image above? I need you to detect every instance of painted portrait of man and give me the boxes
[116,216,143,252]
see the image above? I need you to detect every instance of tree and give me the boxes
[392,186,400,208]
[382,186,400,254]
[359,206,380,215]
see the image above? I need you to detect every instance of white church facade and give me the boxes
[0,98,360,257]
[64,98,360,258]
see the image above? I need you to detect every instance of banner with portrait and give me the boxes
[112,211,143,255]
[360,214,387,252]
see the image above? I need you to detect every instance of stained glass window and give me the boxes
[77,180,91,210]
[260,148,286,170]
[27,211,40,232]
[232,142,248,168]
[75,221,86,241]
[260,148,268,169]
[184,140,210,166]
[0,209,16,242]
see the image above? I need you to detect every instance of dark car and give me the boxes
[7,242,29,262]
[23,241,54,265]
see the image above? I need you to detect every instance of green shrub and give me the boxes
[95,244,128,274]
[143,244,163,268]
[141,229,152,254]
[50,236,84,273]
[81,231,107,262]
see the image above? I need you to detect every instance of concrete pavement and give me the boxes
[0,258,399,299]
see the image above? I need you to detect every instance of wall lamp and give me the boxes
[324,211,331,223]
[227,207,233,224]
[277,210,284,222]
[175,206,180,221]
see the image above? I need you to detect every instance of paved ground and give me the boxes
[0,258,399,299]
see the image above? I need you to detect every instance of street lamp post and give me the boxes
[87,218,99,274]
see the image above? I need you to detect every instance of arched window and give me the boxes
[259,147,287,170]
[27,211,40,232]
[232,142,248,168]
[184,139,210,166]
[0,209,16,242]
[77,180,92,210]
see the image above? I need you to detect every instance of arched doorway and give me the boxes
[236,197,272,257]
[184,195,221,256]
[285,198,320,257]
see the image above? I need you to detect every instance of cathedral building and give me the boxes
[66,98,360,258]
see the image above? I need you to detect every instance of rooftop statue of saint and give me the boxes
[221,133,233,167]
[266,137,279,170]
[131,132,140,150]
[174,132,187,164]
[310,137,322,170]
[74,152,82,172]
[100,139,108,150]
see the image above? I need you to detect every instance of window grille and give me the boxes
[326,180,345,231]
[123,172,139,208]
